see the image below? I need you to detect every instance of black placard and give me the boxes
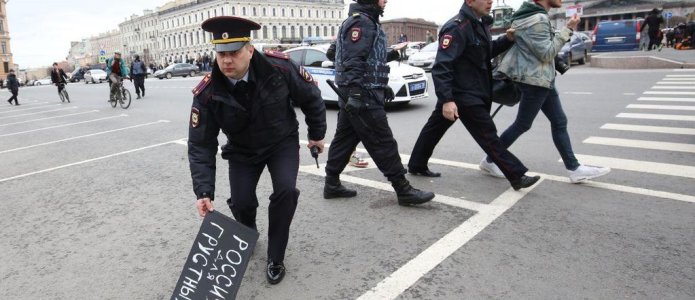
[171,210,259,300]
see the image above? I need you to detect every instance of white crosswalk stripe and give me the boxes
[617,113,695,121]
[644,91,695,95]
[601,123,695,135]
[626,104,695,110]
[584,136,695,153]
[651,86,695,90]
[573,154,695,179]
[638,96,695,102]
[656,81,695,84]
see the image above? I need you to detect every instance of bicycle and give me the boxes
[109,78,132,109]
[57,82,70,103]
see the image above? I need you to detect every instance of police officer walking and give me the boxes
[324,0,435,205]
[188,16,327,285]
[407,0,541,190]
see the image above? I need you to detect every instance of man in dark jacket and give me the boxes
[50,62,69,96]
[407,0,540,190]
[642,8,664,51]
[130,54,147,99]
[324,0,435,206]
[6,69,19,105]
[188,16,326,285]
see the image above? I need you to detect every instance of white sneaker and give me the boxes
[568,165,611,183]
[479,158,505,178]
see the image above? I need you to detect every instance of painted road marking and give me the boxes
[584,136,695,153]
[0,104,62,115]
[0,139,182,183]
[601,123,695,135]
[627,104,695,110]
[662,78,695,81]
[356,185,541,300]
[0,114,128,137]
[0,101,46,112]
[665,75,695,77]
[616,113,695,122]
[0,120,170,155]
[656,81,695,85]
[651,86,695,90]
[0,107,78,120]
[644,91,695,96]
[637,97,695,102]
[573,154,695,179]
[0,110,100,127]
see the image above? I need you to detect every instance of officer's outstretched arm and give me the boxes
[285,60,327,142]
[432,25,468,105]
[188,97,220,201]
[491,34,514,58]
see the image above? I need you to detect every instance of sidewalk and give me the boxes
[590,48,695,69]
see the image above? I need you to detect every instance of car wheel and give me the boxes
[36,82,41,86]
[189,71,196,77]
[158,77,163,80]
[166,73,172,79]
[578,51,587,65]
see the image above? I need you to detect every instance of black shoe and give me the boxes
[136,95,141,99]
[511,175,541,191]
[266,260,285,285]
[7,99,11,105]
[14,103,19,106]
[324,176,357,199]
[392,177,435,206]
[408,168,441,177]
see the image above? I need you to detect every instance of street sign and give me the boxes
[99,50,106,56]
[665,12,673,19]
[98,55,106,63]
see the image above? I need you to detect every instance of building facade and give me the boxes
[0,0,14,77]
[549,0,695,32]
[120,10,160,66]
[381,18,439,44]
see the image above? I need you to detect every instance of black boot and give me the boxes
[511,175,541,190]
[323,175,357,199]
[391,176,435,206]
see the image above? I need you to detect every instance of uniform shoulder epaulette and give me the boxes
[192,73,212,96]
[264,49,289,60]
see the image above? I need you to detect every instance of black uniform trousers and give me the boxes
[226,138,300,263]
[7,89,18,104]
[408,102,527,182]
[133,74,146,96]
[325,89,407,181]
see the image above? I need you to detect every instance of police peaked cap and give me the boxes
[202,16,261,52]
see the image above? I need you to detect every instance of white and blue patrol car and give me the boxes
[284,44,429,105]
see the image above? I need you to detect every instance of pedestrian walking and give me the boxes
[323,0,435,205]
[188,16,326,285]
[642,8,664,51]
[489,0,610,183]
[130,54,147,99]
[6,69,19,105]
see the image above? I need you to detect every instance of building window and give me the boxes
[282,26,287,38]
[291,26,296,38]
[324,11,327,18]
[253,7,257,16]
[242,7,246,16]
[232,7,236,15]
[308,10,311,18]
[324,26,328,36]
[2,42,7,54]
[300,26,304,38]
[282,8,286,17]
[308,26,312,36]
[331,26,335,36]
[332,11,334,18]
[300,9,303,18]
[273,8,276,17]
[316,26,320,36]
[291,9,294,17]
[189,16,191,23]
[339,11,342,18]
[263,26,268,39]
[273,26,278,39]
[263,8,267,16]
[214,9,217,17]
[221,7,224,16]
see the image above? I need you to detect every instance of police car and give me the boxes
[283,44,429,105]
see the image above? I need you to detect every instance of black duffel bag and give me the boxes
[492,74,521,107]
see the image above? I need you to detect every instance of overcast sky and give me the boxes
[7,0,526,68]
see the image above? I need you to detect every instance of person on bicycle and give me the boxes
[105,52,129,102]
[50,62,69,96]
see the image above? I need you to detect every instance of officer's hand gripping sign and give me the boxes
[171,211,259,300]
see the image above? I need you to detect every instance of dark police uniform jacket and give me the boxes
[188,50,327,200]
[433,3,514,107]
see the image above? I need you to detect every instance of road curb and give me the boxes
[590,54,695,69]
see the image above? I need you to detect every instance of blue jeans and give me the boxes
[490,82,580,170]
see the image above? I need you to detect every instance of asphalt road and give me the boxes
[1,67,693,299]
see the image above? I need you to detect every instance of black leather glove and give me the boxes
[345,87,365,115]
[384,86,395,103]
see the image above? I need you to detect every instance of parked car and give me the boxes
[407,42,437,71]
[592,19,644,52]
[558,32,592,65]
[284,44,429,105]
[33,77,52,86]
[154,63,200,79]
[84,69,107,84]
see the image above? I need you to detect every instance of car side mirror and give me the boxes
[321,61,334,68]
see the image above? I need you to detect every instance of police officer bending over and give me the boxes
[188,16,327,285]
[324,0,435,205]
[408,0,541,190]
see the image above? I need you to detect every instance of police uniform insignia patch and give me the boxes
[192,73,212,96]
[299,66,314,83]
[264,49,289,60]
[441,34,453,49]
[351,28,361,42]
[190,107,200,128]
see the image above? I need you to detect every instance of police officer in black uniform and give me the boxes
[188,16,327,285]
[324,0,434,206]
[407,0,540,190]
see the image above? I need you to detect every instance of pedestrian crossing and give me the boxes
[576,69,695,186]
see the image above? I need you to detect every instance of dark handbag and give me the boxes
[492,75,521,107]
